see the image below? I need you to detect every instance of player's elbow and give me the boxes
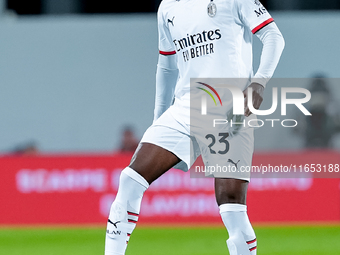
[269,30,285,54]
[157,54,178,71]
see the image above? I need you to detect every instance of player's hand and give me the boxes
[243,82,264,117]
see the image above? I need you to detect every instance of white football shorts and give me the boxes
[140,104,254,181]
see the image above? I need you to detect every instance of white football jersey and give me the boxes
[158,0,273,102]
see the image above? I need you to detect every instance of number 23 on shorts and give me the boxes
[205,133,230,155]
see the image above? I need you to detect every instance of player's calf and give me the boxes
[220,204,257,255]
[105,167,149,255]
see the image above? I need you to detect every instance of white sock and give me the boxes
[105,167,149,255]
[219,204,257,255]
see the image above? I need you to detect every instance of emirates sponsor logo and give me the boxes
[173,29,221,62]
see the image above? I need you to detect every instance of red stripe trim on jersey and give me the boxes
[246,238,257,244]
[252,18,274,34]
[249,246,257,252]
[127,211,139,217]
[159,50,176,55]
[128,219,137,223]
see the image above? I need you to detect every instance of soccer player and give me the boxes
[105,0,284,254]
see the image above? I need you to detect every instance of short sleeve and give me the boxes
[236,0,274,34]
[157,2,176,55]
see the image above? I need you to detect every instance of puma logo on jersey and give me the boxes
[108,219,120,228]
[228,159,240,169]
[168,16,175,26]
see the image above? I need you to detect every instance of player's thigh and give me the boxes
[214,178,249,206]
[132,106,193,184]
[130,142,180,184]
[200,128,253,205]
[197,126,254,180]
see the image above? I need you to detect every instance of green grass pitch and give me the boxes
[0,225,339,254]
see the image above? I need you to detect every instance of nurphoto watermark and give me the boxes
[189,78,340,179]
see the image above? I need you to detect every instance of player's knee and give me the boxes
[225,194,239,203]
[216,193,245,205]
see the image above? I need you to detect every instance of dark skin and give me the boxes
[244,82,265,117]
[130,82,264,206]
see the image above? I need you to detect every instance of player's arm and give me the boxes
[154,53,178,122]
[253,22,285,87]
[244,22,285,116]
[236,0,285,116]
[154,2,179,122]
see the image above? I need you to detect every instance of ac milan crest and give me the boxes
[207,0,217,17]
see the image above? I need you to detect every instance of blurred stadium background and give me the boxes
[1,0,340,254]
